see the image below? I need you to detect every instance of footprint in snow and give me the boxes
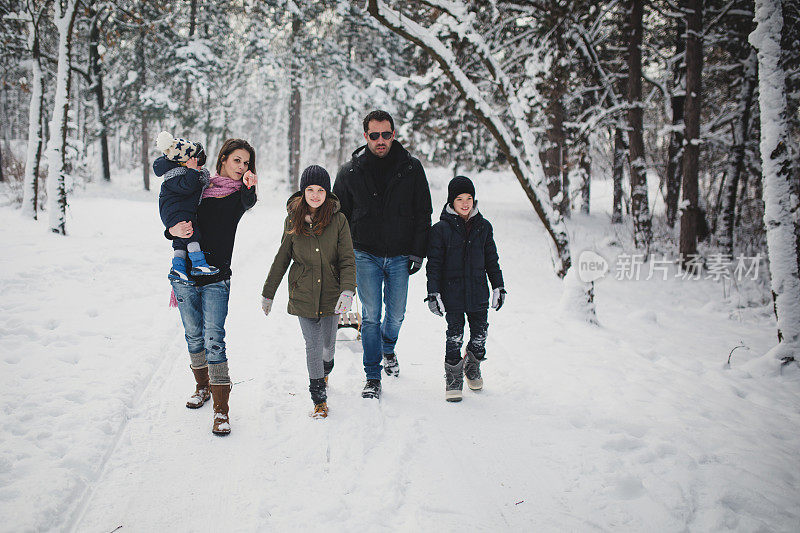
[612,475,646,500]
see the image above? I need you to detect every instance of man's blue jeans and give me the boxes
[355,250,410,380]
[170,279,230,364]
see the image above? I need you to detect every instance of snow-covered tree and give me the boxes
[20,0,49,218]
[749,0,800,364]
[45,0,78,235]
[626,0,652,252]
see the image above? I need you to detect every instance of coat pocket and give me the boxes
[288,264,311,303]
[471,274,490,307]
[441,277,464,311]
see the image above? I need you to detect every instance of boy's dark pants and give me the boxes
[170,219,201,251]
[444,310,488,365]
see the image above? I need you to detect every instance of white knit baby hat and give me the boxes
[156,131,203,163]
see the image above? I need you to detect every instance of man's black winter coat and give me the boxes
[426,204,504,313]
[333,142,432,258]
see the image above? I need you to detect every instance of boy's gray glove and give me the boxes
[491,287,506,311]
[261,296,273,316]
[334,290,355,314]
[425,293,444,316]
[408,256,423,275]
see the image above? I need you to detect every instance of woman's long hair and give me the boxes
[215,139,256,176]
[287,194,335,236]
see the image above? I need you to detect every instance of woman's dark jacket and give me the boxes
[333,141,432,258]
[262,192,357,319]
[164,178,257,287]
[155,155,210,228]
[426,203,504,313]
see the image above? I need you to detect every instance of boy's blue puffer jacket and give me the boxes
[155,155,210,228]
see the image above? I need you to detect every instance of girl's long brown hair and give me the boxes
[287,194,335,236]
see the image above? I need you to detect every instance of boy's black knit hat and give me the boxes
[300,165,331,193]
[447,176,475,207]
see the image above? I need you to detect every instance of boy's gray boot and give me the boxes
[444,359,464,402]
[464,349,484,390]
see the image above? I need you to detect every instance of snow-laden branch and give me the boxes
[367,0,572,277]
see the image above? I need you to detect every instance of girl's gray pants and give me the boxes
[298,315,338,379]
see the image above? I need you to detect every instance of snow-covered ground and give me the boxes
[1,168,798,532]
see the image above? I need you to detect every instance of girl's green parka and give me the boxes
[262,192,356,319]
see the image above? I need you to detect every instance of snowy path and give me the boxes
[2,174,799,532]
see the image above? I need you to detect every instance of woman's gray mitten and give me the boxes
[261,296,273,317]
[334,290,355,314]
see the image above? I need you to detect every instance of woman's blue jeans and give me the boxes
[170,279,230,364]
[354,250,410,380]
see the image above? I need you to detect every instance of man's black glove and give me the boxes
[408,255,423,275]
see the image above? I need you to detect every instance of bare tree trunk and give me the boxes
[580,149,591,215]
[561,140,570,218]
[183,0,197,111]
[678,0,703,267]
[612,128,625,223]
[189,0,197,37]
[75,74,83,158]
[542,85,566,216]
[23,6,46,219]
[138,31,149,191]
[288,85,301,188]
[665,0,687,227]
[735,107,759,229]
[337,111,348,169]
[287,14,302,190]
[719,48,757,255]
[627,0,652,251]
[750,0,800,361]
[87,3,110,182]
[46,0,79,235]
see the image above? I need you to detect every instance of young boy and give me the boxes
[154,131,219,283]
[425,176,506,402]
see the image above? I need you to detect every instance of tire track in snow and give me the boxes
[68,203,285,531]
[64,326,185,532]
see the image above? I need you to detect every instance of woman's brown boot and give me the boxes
[186,366,211,408]
[210,383,231,435]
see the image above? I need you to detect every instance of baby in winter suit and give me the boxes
[425,176,506,402]
[154,131,218,283]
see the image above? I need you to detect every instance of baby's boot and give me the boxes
[188,251,220,276]
[168,256,194,284]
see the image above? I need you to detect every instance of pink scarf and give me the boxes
[202,173,243,199]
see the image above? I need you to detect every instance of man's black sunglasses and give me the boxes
[368,131,393,140]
